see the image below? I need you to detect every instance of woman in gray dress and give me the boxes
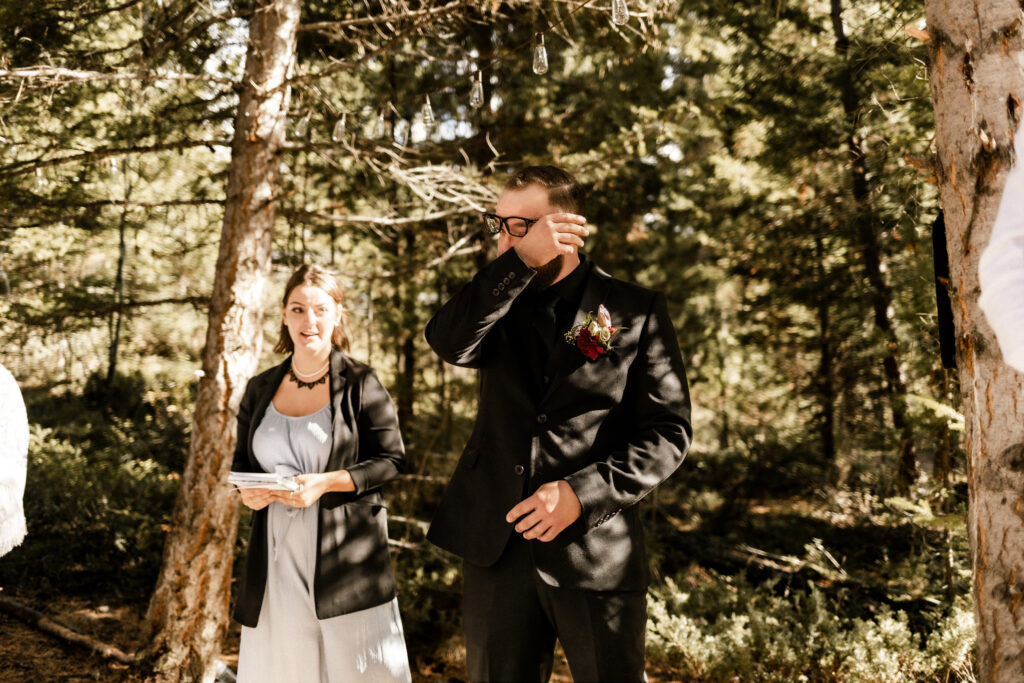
[232,264,411,682]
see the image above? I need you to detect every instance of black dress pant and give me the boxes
[462,533,647,683]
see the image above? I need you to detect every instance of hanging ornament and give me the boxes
[422,94,436,127]
[368,108,388,140]
[331,113,347,143]
[293,110,311,138]
[34,167,44,191]
[394,118,409,146]
[106,157,119,176]
[533,33,549,75]
[470,71,485,109]
[611,0,629,25]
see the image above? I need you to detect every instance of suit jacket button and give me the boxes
[536,413,547,424]
[513,465,525,476]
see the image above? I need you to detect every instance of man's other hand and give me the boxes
[506,480,582,542]
[513,213,588,269]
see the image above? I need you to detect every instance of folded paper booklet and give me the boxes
[228,471,301,492]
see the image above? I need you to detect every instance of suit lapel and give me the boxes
[328,349,349,469]
[248,359,289,471]
[540,266,611,403]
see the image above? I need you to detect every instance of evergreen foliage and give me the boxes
[0,0,972,678]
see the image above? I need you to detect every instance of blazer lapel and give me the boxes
[540,266,611,402]
[327,349,350,470]
[247,359,290,471]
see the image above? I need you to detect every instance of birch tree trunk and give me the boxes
[924,1,1024,679]
[141,1,301,680]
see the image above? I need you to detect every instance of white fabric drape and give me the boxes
[0,363,29,557]
[979,123,1024,372]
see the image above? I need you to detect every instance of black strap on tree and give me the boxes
[932,211,957,369]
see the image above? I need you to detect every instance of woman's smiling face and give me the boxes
[283,284,340,355]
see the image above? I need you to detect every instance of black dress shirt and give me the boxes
[507,255,591,402]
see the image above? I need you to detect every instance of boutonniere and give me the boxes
[564,304,624,360]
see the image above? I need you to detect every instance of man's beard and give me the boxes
[526,255,564,291]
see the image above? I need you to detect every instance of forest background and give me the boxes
[0,0,993,680]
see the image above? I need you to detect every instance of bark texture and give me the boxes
[141,1,301,680]
[924,1,1024,680]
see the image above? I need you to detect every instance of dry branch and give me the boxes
[0,140,232,180]
[299,0,473,35]
[288,206,474,226]
[0,595,135,665]
[0,67,236,88]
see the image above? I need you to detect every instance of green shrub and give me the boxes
[646,573,975,682]
[1,376,186,597]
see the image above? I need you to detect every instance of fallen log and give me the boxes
[0,594,135,664]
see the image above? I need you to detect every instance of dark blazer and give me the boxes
[425,250,691,592]
[232,350,405,627]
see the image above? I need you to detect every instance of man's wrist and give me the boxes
[512,245,542,269]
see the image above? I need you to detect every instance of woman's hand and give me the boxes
[271,472,339,508]
[237,487,277,510]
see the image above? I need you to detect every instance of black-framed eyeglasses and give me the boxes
[483,213,539,237]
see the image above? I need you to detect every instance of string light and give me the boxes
[469,70,484,109]
[294,0,604,141]
[533,33,549,75]
[331,112,347,142]
[611,0,629,25]
[422,94,435,127]
[293,110,311,138]
[394,118,409,146]
[370,108,388,139]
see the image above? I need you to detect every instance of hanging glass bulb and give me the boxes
[533,33,549,75]
[106,157,119,176]
[393,118,409,146]
[470,71,484,109]
[611,0,629,25]
[34,167,44,191]
[331,112,347,143]
[422,94,435,127]
[369,109,388,140]
[293,111,310,138]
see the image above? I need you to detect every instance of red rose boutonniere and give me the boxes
[564,304,624,360]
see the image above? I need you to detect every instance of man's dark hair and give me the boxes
[505,165,586,215]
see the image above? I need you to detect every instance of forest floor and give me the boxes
[0,591,604,682]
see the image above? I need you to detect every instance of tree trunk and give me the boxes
[933,367,954,495]
[830,0,917,490]
[398,230,416,428]
[106,205,128,385]
[142,1,300,680]
[814,235,838,480]
[924,1,1024,680]
[107,161,134,386]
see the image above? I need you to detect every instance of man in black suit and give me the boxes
[425,166,691,682]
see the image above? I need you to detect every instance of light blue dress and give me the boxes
[236,401,411,683]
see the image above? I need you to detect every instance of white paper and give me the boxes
[228,471,301,491]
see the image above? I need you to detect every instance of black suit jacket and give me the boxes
[232,350,405,627]
[425,250,691,591]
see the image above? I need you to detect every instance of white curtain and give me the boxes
[979,123,1024,373]
[0,364,29,557]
